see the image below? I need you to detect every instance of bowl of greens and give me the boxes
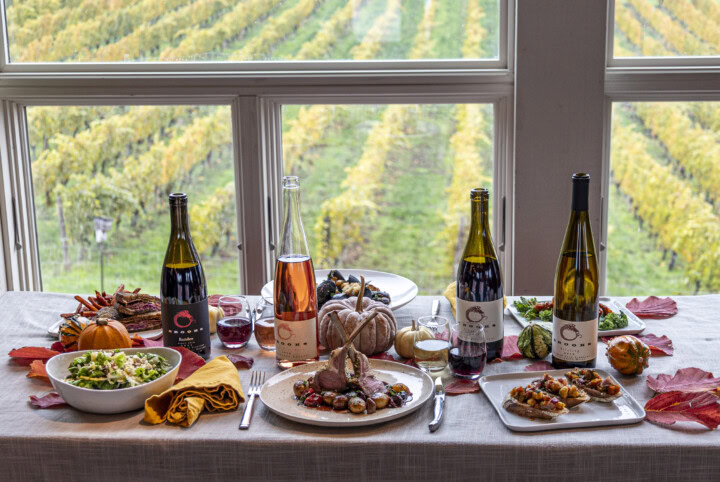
[45,347,181,414]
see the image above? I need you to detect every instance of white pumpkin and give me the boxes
[394,320,434,359]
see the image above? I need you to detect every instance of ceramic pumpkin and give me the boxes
[77,318,132,350]
[394,319,433,359]
[58,315,89,351]
[606,335,650,375]
[318,277,397,355]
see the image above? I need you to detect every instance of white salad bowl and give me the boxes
[45,347,182,414]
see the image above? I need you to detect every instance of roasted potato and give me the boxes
[371,392,390,409]
[293,380,309,398]
[348,396,366,414]
[332,395,349,410]
[322,391,338,406]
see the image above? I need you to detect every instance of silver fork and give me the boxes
[239,371,266,430]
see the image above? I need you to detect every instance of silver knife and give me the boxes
[429,376,445,432]
[431,299,440,317]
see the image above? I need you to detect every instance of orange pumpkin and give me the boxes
[58,315,89,351]
[77,319,132,350]
[606,335,650,376]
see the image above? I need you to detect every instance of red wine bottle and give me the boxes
[274,176,319,369]
[552,173,599,369]
[160,193,211,359]
[456,188,504,361]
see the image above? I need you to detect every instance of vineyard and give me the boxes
[8,0,720,296]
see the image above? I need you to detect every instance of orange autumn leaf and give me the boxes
[27,360,51,385]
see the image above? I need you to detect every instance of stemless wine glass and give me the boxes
[449,322,487,380]
[414,316,451,373]
[253,295,276,351]
[217,295,253,349]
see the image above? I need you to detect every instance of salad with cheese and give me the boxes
[65,350,172,390]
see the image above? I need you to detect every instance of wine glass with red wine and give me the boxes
[449,322,487,380]
[217,296,253,349]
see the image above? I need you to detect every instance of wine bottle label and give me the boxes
[456,298,504,343]
[552,316,598,362]
[275,316,318,361]
[162,298,211,358]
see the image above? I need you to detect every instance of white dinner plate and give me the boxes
[259,359,434,427]
[479,369,645,432]
[507,297,646,337]
[261,269,418,311]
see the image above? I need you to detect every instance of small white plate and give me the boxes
[261,269,419,311]
[45,347,181,414]
[259,359,434,427]
[479,369,645,432]
[507,297,646,337]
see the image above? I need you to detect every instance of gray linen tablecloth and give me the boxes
[1,291,719,481]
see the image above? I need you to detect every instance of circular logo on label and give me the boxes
[465,306,487,323]
[560,323,582,341]
[173,309,195,329]
[277,323,293,341]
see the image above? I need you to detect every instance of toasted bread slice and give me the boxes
[502,394,569,420]
[574,385,621,403]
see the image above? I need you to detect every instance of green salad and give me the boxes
[514,297,630,331]
[65,350,172,390]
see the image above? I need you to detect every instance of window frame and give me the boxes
[0,1,516,295]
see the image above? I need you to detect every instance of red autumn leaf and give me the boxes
[403,358,418,368]
[489,358,503,364]
[8,347,60,366]
[49,341,67,353]
[626,296,677,318]
[501,335,523,361]
[637,334,674,356]
[227,354,254,369]
[142,337,164,348]
[446,379,480,395]
[173,347,206,382]
[645,391,720,430]
[370,352,397,362]
[601,334,673,356]
[27,360,51,384]
[647,367,720,394]
[525,361,554,372]
[131,335,144,347]
[435,331,450,342]
[29,392,67,409]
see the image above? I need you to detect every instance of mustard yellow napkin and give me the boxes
[443,282,507,320]
[144,355,245,428]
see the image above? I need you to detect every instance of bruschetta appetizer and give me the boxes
[565,369,621,403]
[502,385,569,420]
[531,373,590,408]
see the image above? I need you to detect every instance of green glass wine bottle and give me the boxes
[552,173,599,369]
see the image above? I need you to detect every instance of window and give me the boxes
[0,0,513,294]
[27,105,238,294]
[607,101,720,295]
[282,102,494,294]
[4,0,501,63]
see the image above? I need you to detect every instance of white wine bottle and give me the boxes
[456,188,504,361]
[161,193,211,359]
[552,173,599,369]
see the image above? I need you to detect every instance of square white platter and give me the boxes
[507,297,646,337]
[479,369,646,432]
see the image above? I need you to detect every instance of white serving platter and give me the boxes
[259,359,434,427]
[47,317,162,340]
[507,297,646,337]
[261,268,419,311]
[479,369,645,432]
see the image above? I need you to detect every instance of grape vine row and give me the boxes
[17,0,192,61]
[612,122,720,291]
[662,0,720,52]
[627,0,713,55]
[294,0,363,60]
[160,0,285,61]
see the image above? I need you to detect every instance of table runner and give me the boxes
[1,291,719,481]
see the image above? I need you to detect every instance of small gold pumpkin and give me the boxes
[394,319,434,359]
